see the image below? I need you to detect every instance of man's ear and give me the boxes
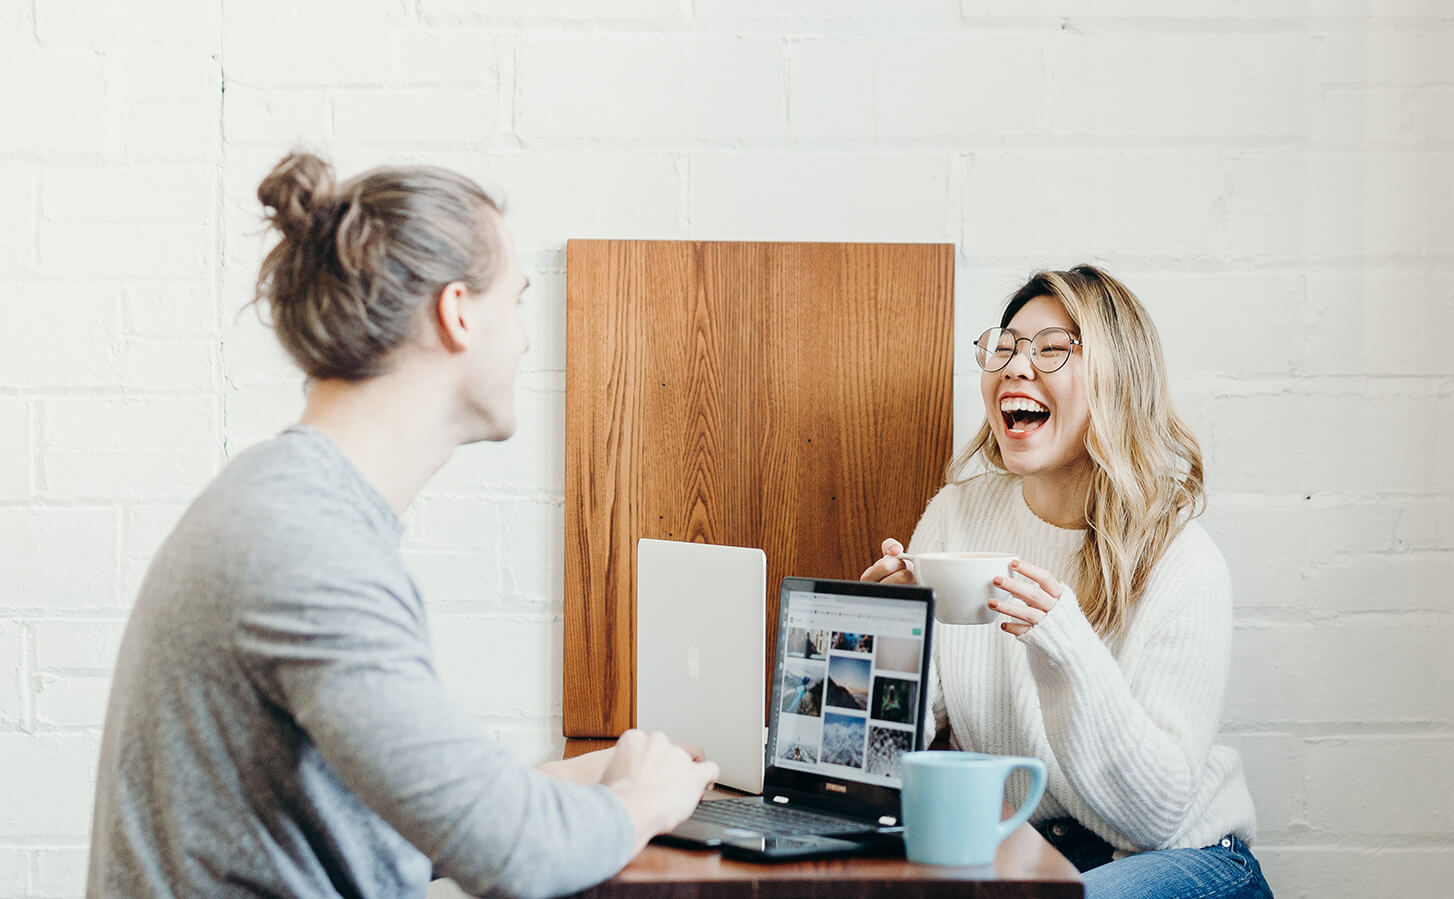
[435,281,472,352]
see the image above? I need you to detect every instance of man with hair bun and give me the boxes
[87,152,718,899]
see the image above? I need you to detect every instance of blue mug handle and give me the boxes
[996,756,1048,842]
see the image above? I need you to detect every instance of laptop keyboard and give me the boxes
[690,797,877,836]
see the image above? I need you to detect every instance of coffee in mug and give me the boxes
[896,551,1017,625]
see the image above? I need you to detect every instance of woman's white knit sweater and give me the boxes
[911,472,1256,853]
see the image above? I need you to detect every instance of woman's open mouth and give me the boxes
[1000,396,1050,436]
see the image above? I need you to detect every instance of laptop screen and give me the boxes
[764,577,934,814]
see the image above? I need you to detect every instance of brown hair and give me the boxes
[254,151,502,380]
[950,265,1205,638]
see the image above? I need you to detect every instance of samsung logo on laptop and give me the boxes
[825,782,847,794]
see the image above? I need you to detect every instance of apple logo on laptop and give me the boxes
[687,644,702,679]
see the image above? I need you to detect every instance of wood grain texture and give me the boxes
[568,837,1081,899]
[565,240,954,738]
[566,809,1080,898]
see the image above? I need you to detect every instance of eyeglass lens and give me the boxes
[975,328,1075,373]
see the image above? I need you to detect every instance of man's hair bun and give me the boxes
[251,151,503,381]
[257,152,337,240]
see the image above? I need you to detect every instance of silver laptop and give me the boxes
[636,538,767,794]
[655,575,935,855]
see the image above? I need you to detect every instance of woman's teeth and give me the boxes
[1000,397,1048,414]
[1000,397,1050,433]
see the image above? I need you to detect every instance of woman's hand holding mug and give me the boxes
[866,538,1067,629]
[986,559,1065,637]
[860,537,915,585]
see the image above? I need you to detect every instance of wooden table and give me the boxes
[563,742,1083,898]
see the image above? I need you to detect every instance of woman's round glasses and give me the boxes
[974,327,1082,374]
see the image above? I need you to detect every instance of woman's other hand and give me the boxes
[988,559,1064,637]
[860,537,915,584]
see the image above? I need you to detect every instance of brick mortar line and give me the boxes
[1234,612,1454,625]
[18,622,34,733]
[0,609,136,619]
[9,375,1454,397]
[146,135,1454,150]
[215,0,230,463]
[1222,723,1454,735]
[1256,835,1454,849]
[395,17,1454,35]
[9,260,1454,280]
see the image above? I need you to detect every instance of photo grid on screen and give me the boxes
[776,595,924,785]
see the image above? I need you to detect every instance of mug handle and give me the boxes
[995,757,1048,843]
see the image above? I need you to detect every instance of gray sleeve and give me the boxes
[233,570,634,898]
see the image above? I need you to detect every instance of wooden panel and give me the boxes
[573,827,1082,899]
[565,241,954,738]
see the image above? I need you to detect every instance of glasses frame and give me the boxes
[974,327,1083,374]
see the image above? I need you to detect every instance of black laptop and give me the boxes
[655,576,935,859]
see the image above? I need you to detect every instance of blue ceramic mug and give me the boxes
[900,751,1048,866]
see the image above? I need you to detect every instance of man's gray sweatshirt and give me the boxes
[87,426,633,898]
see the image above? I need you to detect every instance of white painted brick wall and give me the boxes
[1226,150,1454,259]
[0,399,28,502]
[436,150,684,258]
[1304,269,1454,375]
[423,0,683,19]
[2,4,1450,897]
[1303,737,1454,836]
[34,0,219,45]
[224,27,396,88]
[690,152,956,241]
[966,150,1229,259]
[1131,271,1307,375]
[33,850,88,898]
[1049,34,1318,138]
[0,289,121,387]
[0,171,32,273]
[1,509,119,611]
[333,88,502,145]
[0,50,107,154]
[33,677,110,730]
[31,621,128,673]
[122,283,217,340]
[788,36,1049,139]
[0,733,97,836]
[0,621,22,728]
[514,35,787,140]
[0,851,23,897]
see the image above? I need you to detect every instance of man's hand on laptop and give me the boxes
[673,741,706,762]
[602,729,720,856]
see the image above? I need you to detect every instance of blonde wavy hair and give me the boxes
[949,265,1205,638]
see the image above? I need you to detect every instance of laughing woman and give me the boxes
[862,266,1273,899]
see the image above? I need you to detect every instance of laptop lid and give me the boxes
[636,538,767,794]
[762,577,935,826]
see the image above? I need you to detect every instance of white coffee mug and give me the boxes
[896,551,1018,625]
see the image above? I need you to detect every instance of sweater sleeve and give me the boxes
[234,572,635,899]
[908,488,952,745]
[1017,537,1234,850]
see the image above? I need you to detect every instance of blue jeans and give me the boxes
[1035,817,1274,899]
